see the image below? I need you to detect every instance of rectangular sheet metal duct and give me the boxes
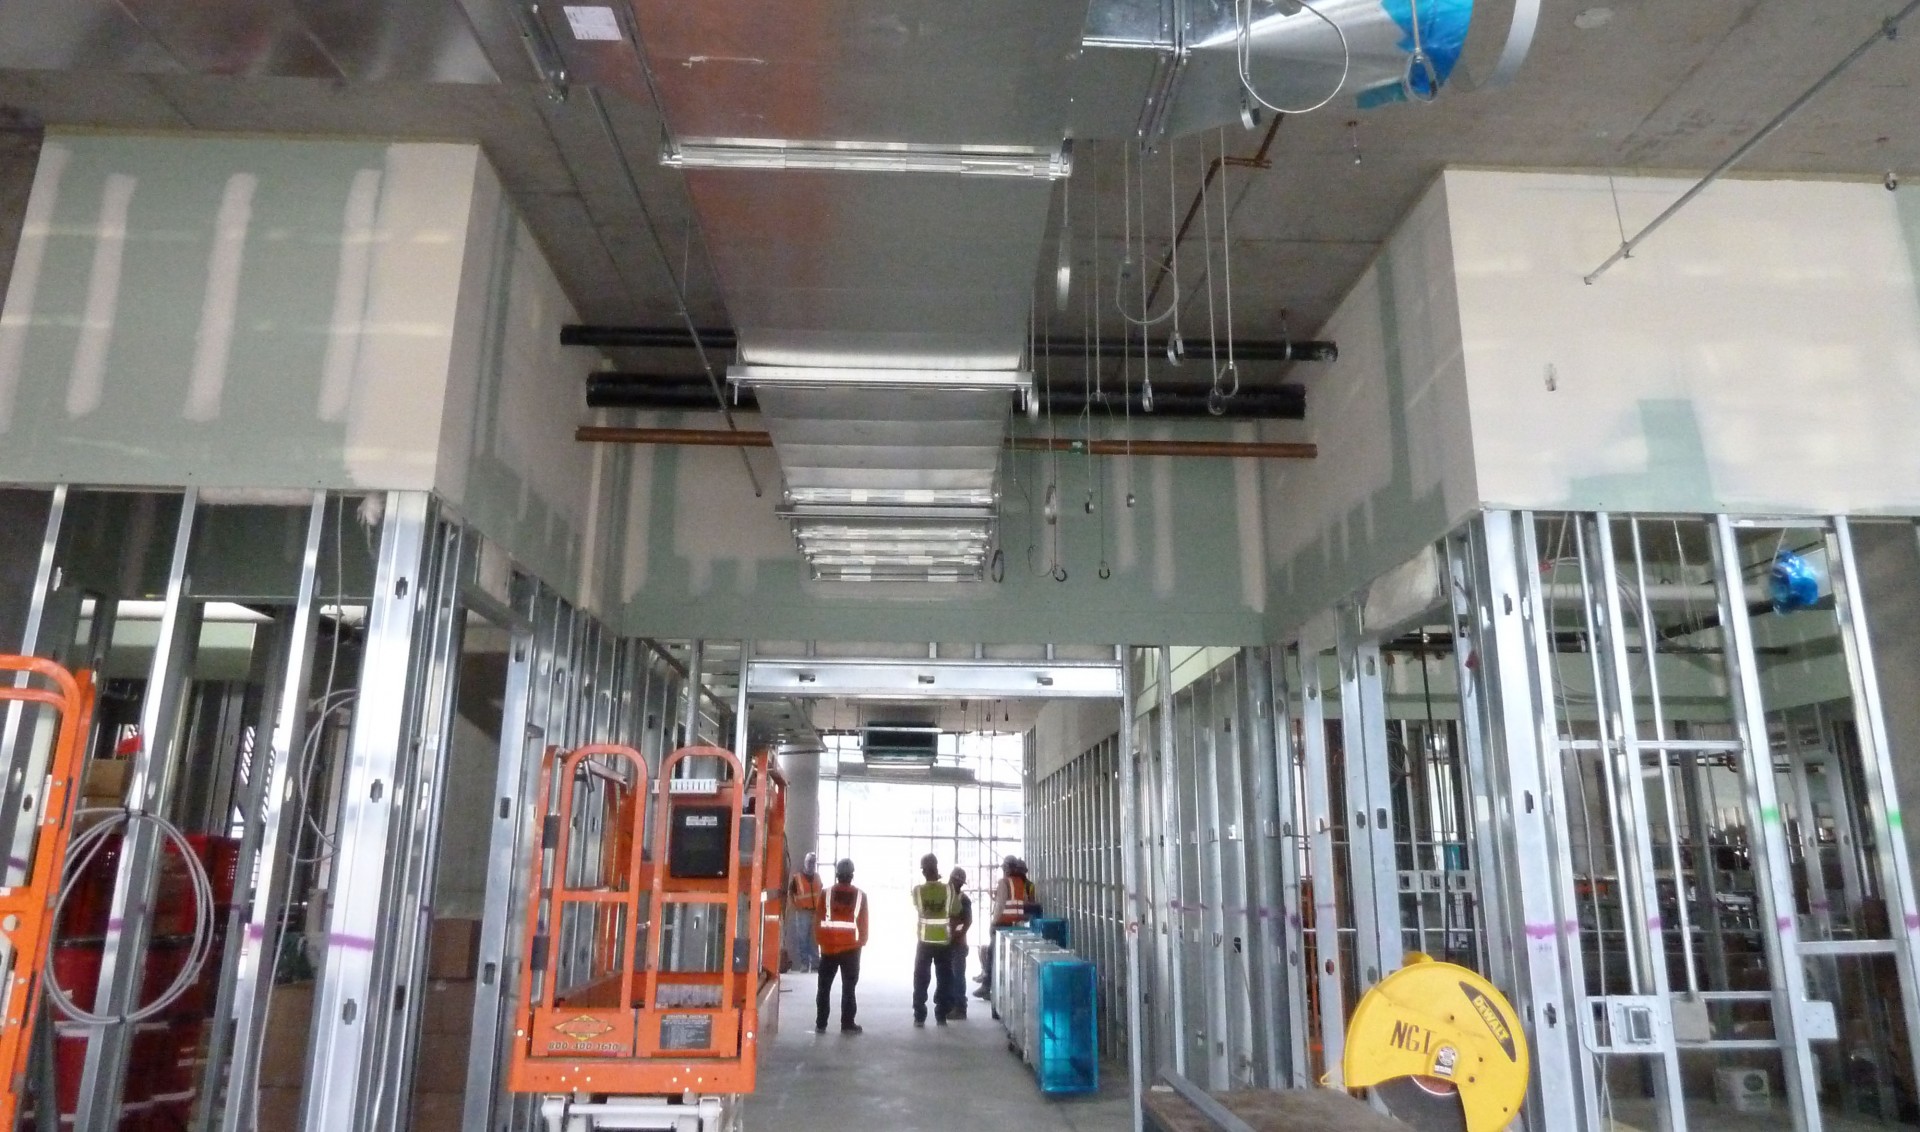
[623,0,1090,582]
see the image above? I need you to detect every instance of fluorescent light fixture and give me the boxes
[797,540,992,557]
[812,566,983,583]
[785,486,998,508]
[793,525,989,543]
[779,504,997,523]
[664,137,1071,179]
[807,552,986,567]
[730,364,1032,393]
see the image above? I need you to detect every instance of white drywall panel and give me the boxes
[1262,176,1479,642]
[1449,169,1920,514]
[0,134,477,490]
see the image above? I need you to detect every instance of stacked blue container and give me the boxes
[1033,958,1099,1095]
[1027,916,1070,949]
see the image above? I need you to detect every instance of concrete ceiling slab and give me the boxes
[0,0,1911,402]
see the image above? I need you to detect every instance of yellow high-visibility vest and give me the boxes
[914,881,951,944]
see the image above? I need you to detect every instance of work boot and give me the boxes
[842,1024,863,1034]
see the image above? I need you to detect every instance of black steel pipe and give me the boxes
[1044,382,1304,419]
[588,375,745,411]
[564,325,740,350]
[562,324,1336,364]
[576,426,1316,459]
[587,374,1306,420]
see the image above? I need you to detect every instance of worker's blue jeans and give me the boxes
[816,948,860,1029]
[912,940,956,1022]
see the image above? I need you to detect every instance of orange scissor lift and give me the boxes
[509,743,786,1132]
[0,658,96,1129]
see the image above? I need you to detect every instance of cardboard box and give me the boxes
[411,1039,472,1095]
[427,919,482,981]
[419,979,476,1037]
[256,1086,303,1129]
[82,758,130,805]
[412,1091,466,1132]
[258,983,315,1089]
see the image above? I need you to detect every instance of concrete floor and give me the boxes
[746,965,1132,1132]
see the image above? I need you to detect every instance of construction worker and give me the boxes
[975,855,1039,1000]
[946,867,973,1020]
[786,851,823,973]
[814,858,868,1034]
[910,853,955,1027]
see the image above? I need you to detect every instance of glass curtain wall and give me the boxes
[817,732,1025,974]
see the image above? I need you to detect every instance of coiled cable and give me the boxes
[44,808,215,1026]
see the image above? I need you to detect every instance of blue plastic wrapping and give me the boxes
[1357,0,1473,108]
[1035,959,1100,1095]
[1771,550,1821,613]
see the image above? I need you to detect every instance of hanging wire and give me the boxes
[1216,127,1240,412]
[1166,144,1186,362]
[1403,0,1440,102]
[1237,0,1353,116]
[1116,142,1176,327]
[1196,137,1225,415]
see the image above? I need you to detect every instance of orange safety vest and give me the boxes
[790,872,823,914]
[815,884,866,954]
[996,875,1035,927]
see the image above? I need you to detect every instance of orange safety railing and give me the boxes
[509,743,784,1099]
[0,657,96,1130]
[514,744,654,1072]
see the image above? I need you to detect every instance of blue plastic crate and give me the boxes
[1034,958,1098,1095]
[1028,916,1070,949]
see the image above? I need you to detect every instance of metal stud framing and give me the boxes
[11,486,1920,1132]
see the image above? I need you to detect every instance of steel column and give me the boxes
[77,491,202,1132]
[1705,518,1821,1129]
[1444,530,1512,991]
[1294,646,1345,1081]
[1155,646,1189,1076]
[1336,606,1401,994]
[1829,516,1920,1101]
[1588,517,1689,1130]
[1240,648,1290,1086]
[1486,512,1594,1130]
[213,494,327,1132]
[301,492,434,1131]
[1265,648,1311,1087]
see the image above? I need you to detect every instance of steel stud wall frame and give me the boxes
[0,485,653,1132]
[1034,734,1127,1054]
[463,588,667,1131]
[1072,648,1312,1094]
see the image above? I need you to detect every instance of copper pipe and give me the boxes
[1142,114,1284,313]
[579,426,774,447]
[577,426,1314,460]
